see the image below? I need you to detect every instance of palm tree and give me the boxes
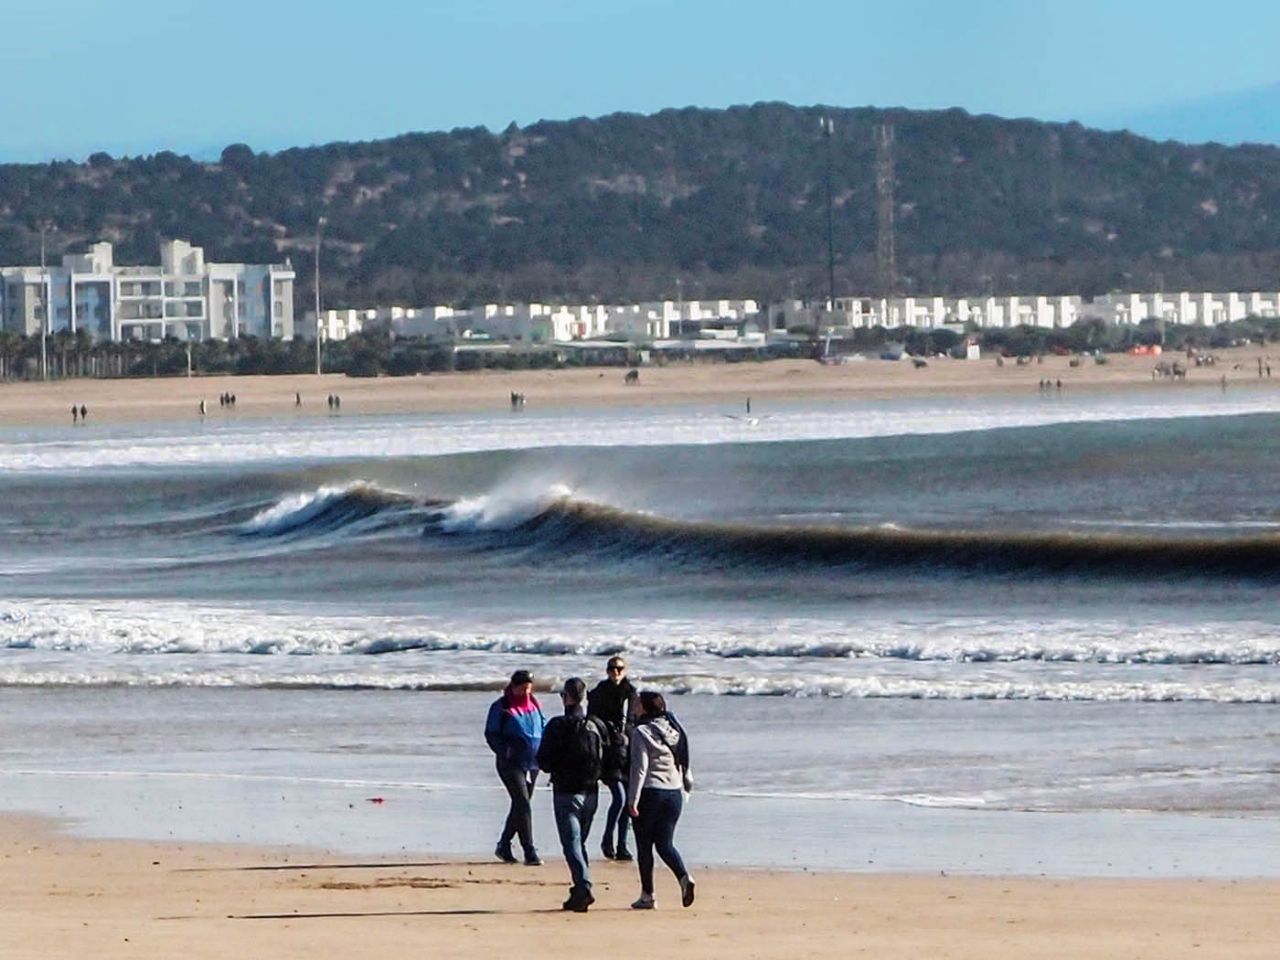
[74,328,92,377]
[52,329,72,379]
[0,330,18,380]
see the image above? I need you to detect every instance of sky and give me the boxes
[3,0,1280,162]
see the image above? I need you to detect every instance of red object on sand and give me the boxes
[366,797,385,804]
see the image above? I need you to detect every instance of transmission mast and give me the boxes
[875,122,896,298]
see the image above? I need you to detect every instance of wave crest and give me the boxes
[425,496,1280,581]
[243,482,425,537]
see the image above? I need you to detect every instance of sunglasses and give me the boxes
[607,664,626,672]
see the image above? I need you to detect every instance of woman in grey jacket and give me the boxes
[626,690,694,910]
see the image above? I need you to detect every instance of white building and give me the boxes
[0,240,295,342]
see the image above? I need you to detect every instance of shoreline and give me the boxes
[0,347,1275,426]
[1,813,1277,959]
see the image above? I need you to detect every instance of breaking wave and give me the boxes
[426,495,1280,582]
[241,481,434,538]
[237,481,1280,582]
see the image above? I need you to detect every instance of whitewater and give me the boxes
[3,386,1280,867]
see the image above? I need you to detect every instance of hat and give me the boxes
[510,669,534,686]
[561,677,586,702]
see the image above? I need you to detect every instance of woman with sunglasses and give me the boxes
[587,656,637,860]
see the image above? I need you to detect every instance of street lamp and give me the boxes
[821,115,836,315]
[39,225,49,381]
[314,215,327,375]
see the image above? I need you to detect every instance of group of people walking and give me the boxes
[484,657,695,913]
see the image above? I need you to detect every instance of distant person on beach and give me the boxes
[199,400,206,416]
[588,656,637,861]
[79,404,87,422]
[295,391,302,407]
[485,669,546,866]
[627,690,695,910]
[537,677,609,912]
[71,405,78,424]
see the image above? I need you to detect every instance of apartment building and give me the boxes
[0,240,295,342]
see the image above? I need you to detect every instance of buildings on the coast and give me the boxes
[299,298,762,344]
[2,234,1278,347]
[302,289,1280,344]
[0,240,295,343]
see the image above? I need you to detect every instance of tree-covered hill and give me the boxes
[5,102,1280,308]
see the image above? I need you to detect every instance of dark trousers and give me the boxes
[634,787,687,895]
[496,760,538,853]
[602,779,631,852]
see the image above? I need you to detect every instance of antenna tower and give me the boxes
[875,122,896,297]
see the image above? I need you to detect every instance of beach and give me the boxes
[0,346,1272,425]
[3,815,1278,960]
[4,347,1280,958]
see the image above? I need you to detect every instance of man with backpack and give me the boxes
[536,677,608,912]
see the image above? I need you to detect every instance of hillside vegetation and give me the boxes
[4,103,1280,308]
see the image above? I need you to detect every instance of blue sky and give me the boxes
[3,0,1280,161]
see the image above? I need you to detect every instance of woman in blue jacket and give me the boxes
[484,669,547,865]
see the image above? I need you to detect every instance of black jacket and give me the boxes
[536,712,608,794]
[587,678,637,781]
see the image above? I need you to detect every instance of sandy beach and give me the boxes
[1,346,1274,426]
[0,815,1273,960]
[5,348,1280,959]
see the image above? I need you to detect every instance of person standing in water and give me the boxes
[484,669,546,865]
[627,690,695,910]
[588,656,637,860]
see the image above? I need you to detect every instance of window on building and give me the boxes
[273,300,283,317]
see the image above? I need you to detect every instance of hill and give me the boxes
[4,103,1280,309]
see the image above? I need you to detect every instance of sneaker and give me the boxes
[523,849,543,866]
[601,841,616,860]
[494,841,517,864]
[569,888,595,913]
[631,893,655,910]
[680,875,696,908]
[614,847,634,862]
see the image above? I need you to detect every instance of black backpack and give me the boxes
[562,715,605,783]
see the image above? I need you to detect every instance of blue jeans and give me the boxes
[553,789,599,892]
[634,787,687,895]
[603,779,631,852]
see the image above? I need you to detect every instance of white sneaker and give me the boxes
[631,894,655,910]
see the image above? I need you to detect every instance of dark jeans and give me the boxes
[634,786,687,895]
[602,779,631,852]
[553,788,599,892]
[496,760,538,853]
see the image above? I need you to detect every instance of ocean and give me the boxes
[3,384,1280,875]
